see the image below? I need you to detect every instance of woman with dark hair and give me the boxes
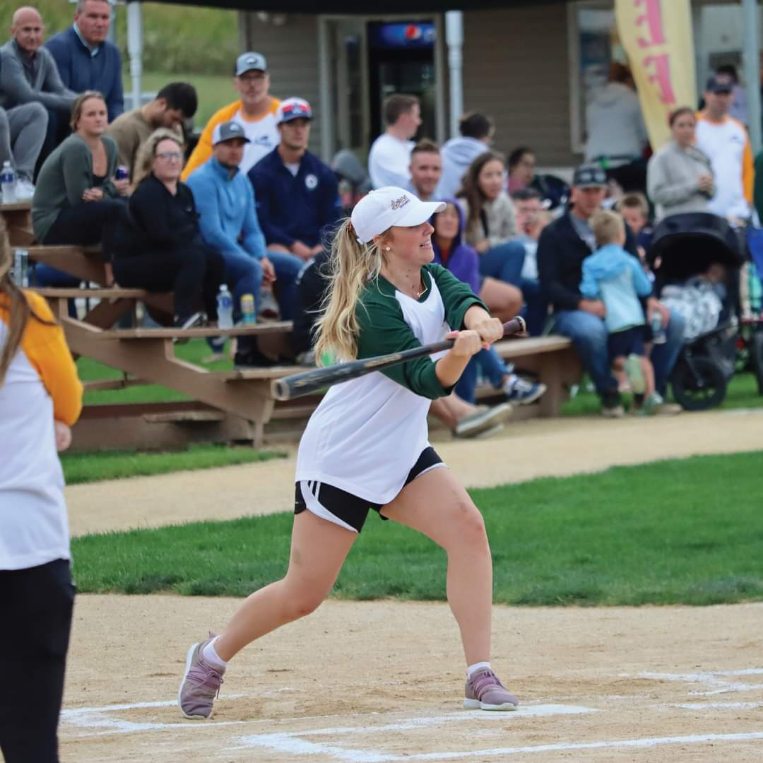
[32,91,128,289]
[112,129,224,328]
[647,106,714,220]
[0,218,83,763]
[507,146,535,195]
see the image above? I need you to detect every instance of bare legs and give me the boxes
[212,510,356,661]
[212,467,494,669]
[382,467,493,665]
[480,277,522,325]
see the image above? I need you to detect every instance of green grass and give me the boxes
[61,443,285,485]
[71,451,763,605]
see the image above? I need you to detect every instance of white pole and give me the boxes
[127,1,143,111]
[318,17,332,162]
[742,0,761,153]
[445,10,463,139]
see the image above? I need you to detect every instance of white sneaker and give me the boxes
[15,178,35,200]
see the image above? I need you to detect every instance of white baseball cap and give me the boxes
[350,187,445,244]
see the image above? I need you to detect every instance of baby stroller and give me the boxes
[649,212,744,410]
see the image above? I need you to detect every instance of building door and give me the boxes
[367,21,437,144]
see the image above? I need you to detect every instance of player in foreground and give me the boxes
[0,220,83,762]
[178,187,520,719]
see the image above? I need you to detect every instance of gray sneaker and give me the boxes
[454,403,512,438]
[464,668,519,711]
[178,636,224,719]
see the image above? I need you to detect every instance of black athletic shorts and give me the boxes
[294,446,443,533]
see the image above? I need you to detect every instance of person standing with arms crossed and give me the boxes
[0,220,83,762]
[178,187,520,719]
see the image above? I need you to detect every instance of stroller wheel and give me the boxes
[670,355,728,411]
[751,330,763,395]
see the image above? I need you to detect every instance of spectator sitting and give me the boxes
[646,106,714,222]
[437,111,493,199]
[408,138,441,201]
[537,164,685,417]
[507,146,536,195]
[32,91,127,295]
[408,140,522,327]
[511,187,550,335]
[45,0,123,123]
[458,151,528,305]
[616,192,653,258]
[183,51,280,179]
[0,6,76,188]
[111,129,223,330]
[248,97,338,311]
[695,75,753,223]
[0,100,46,200]
[431,198,545,405]
[186,120,278,366]
[584,62,648,192]
[106,82,197,182]
[367,93,421,189]
[581,210,661,413]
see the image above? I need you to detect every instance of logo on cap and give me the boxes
[390,195,410,211]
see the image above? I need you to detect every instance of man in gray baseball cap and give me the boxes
[183,50,280,179]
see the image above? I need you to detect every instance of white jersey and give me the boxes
[232,108,281,174]
[368,133,414,189]
[695,114,753,220]
[0,325,70,570]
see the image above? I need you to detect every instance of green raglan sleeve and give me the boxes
[355,286,452,400]
[426,263,487,328]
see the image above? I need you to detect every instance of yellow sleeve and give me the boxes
[182,100,241,181]
[743,133,754,204]
[20,291,83,426]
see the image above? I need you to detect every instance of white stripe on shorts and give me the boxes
[298,480,358,534]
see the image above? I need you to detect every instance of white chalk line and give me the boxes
[233,731,763,760]
[674,702,763,710]
[632,668,763,697]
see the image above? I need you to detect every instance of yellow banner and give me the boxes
[615,0,696,149]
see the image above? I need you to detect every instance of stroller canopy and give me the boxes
[649,212,744,282]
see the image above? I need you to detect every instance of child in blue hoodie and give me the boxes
[580,210,662,413]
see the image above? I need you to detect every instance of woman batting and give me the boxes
[178,187,519,719]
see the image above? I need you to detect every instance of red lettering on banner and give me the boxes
[642,54,676,105]
[635,0,666,48]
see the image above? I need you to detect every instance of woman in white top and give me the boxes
[647,106,715,220]
[179,188,521,720]
[0,220,83,763]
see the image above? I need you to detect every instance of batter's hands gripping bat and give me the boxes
[271,316,526,402]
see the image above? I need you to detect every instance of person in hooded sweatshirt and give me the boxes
[580,210,661,414]
[584,63,648,192]
[437,112,493,199]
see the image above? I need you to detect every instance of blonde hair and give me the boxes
[314,219,385,363]
[0,219,31,386]
[70,90,106,132]
[591,210,625,248]
[132,128,185,186]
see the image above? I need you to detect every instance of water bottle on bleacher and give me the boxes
[1,161,17,203]
[217,285,234,329]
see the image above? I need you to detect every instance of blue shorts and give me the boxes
[294,447,444,533]
[608,326,646,361]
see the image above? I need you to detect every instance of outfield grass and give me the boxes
[71,451,763,606]
[61,444,284,485]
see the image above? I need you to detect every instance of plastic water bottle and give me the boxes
[241,293,256,325]
[651,312,667,344]
[12,249,29,287]
[217,285,233,329]
[1,161,16,204]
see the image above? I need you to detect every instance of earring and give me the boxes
[385,246,391,252]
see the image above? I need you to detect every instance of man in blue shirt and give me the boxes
[187,121,300,366]
[248,97,341,262]
[45,0,123,122]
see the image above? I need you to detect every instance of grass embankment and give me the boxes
[71,451,763,606]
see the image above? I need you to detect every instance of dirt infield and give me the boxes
[60,409,763,761]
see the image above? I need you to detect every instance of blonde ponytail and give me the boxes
[314,219,384,363]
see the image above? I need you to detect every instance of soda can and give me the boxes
[241,293,256,325]
[13,248,29,287]
[115,165,129,181]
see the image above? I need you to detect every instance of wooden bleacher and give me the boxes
[2,201,582,449]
